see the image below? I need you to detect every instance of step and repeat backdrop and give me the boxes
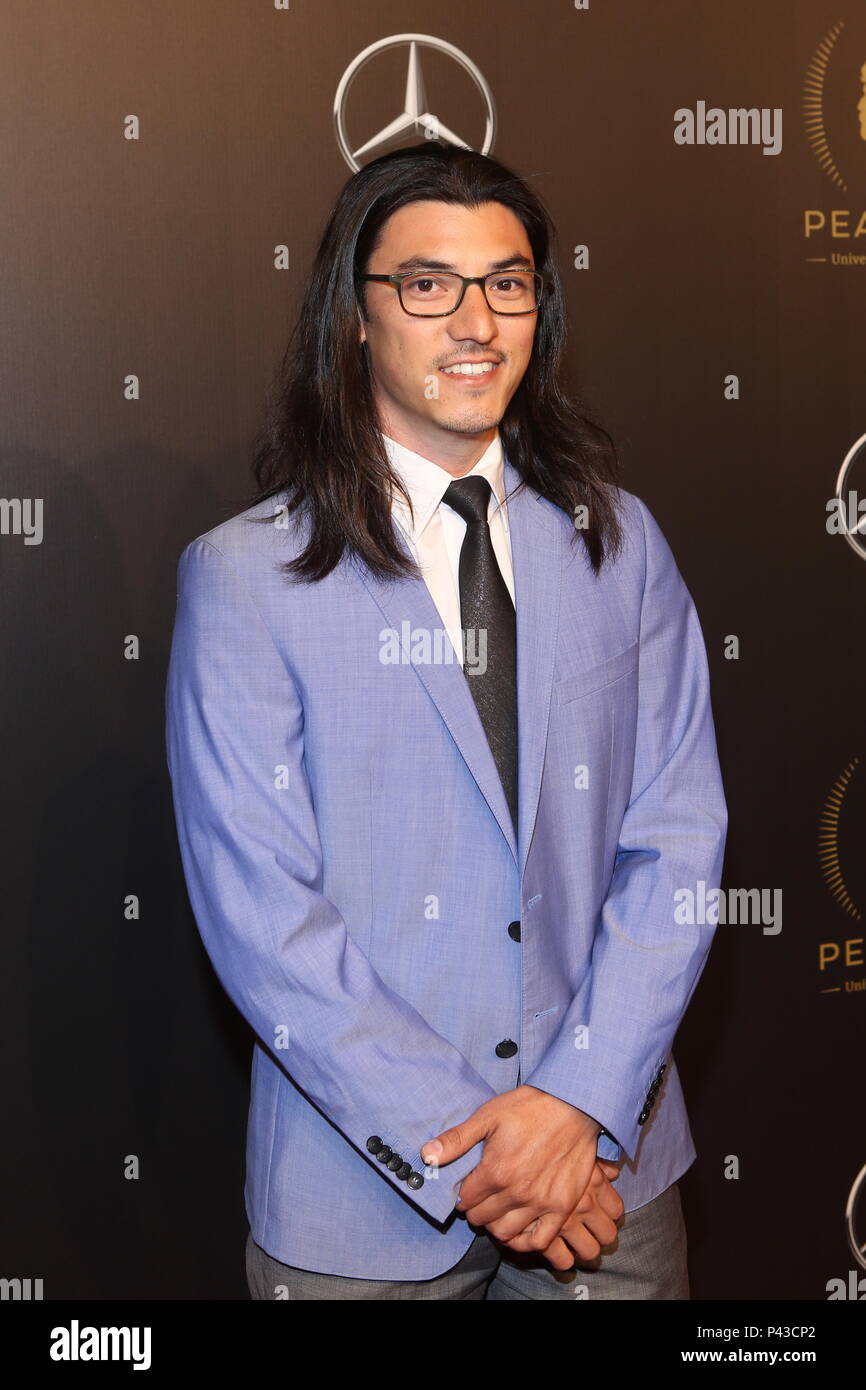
[1,1,863,1301]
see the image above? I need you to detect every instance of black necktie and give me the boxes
[442,475,518,836]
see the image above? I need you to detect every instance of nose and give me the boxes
[447,281,497,342]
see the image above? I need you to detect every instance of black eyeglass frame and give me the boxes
[356,269,551,317]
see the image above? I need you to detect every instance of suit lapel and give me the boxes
[350,454,565,879]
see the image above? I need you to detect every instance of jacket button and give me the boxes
[396,1162,412,1181]
[508,920,521,941]
[495,1039,518,1058]
[366,1135,383,1153]
[387,1153,403,1171]
[407,1171,424,1189]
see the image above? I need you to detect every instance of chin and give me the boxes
[441,414,500,435]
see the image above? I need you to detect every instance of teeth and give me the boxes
[443,362,497,375]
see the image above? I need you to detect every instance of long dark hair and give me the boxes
[242,141,625,580]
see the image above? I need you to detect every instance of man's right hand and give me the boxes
[498,1159,624,1271]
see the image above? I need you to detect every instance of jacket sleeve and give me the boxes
[522,495,728,1162]
[165,535,498,1223]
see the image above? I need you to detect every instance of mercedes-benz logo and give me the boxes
[333,34,496,171]
[835,429,866,562]
[845,1160,866,1271]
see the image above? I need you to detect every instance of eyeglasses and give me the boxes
[357,269,548,317]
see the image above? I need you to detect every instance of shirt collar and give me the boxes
[382,431,509,544]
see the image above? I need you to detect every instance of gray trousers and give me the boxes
[245,1180,688,1300]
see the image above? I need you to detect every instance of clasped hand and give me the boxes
[420,1085,624,1272]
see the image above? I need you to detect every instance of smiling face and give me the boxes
[357,199,539,471]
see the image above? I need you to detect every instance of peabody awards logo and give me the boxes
[803,12,866,260]
[817,755,865,998]
[333,34,496,171]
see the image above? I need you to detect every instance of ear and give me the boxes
[357,308,366,347]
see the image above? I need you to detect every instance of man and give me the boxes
[165,142,727,1300]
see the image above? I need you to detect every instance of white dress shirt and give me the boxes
[382,431,515,665]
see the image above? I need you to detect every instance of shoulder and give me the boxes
[540,483,688,614]
[538,482,668,578]
[174,492,312,582]
[607,486,683,585]
[609,486,673,548]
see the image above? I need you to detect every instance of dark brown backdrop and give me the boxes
[1,0,863,1300]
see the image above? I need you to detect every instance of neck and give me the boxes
[380,419,497,478]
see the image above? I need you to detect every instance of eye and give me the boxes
[404,274,449,294]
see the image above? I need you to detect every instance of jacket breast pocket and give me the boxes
[553,640,639,705]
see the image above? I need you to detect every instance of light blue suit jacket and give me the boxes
[165,458,727,1280]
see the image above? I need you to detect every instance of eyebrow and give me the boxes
[391,253,535,273]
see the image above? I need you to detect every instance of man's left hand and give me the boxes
[420,1085,624,1255]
